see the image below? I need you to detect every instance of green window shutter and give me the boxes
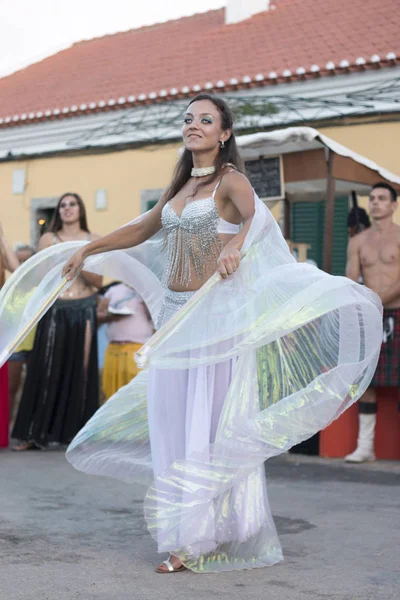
[146,200,158,211]
[292,202,324,266]
[291,197,349,274]
[329,197,349,276]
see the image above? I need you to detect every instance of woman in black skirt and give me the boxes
[12,193,102,450]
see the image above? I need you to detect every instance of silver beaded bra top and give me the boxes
[161,196,223,287]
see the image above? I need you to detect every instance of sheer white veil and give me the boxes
[0,191,382,572]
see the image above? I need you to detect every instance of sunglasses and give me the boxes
[60,201,78,209]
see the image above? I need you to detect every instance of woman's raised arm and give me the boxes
[216,171,255,278]
[62,198,165,280]
[0,223,20,273]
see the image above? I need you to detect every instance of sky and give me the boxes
[0,0,226,77]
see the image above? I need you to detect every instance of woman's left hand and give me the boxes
[217,246,241,279]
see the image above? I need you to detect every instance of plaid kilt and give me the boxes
[372,307,400,387]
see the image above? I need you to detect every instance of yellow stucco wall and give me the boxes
[0,143,180,246]
[1,118,399,247]
[320,120,400,223]
[320,120,400,174]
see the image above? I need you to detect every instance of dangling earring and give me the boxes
[220,140,225,149]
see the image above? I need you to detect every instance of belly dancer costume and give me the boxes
[11,233,99,448]
[0,184,382,571]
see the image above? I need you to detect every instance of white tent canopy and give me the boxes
[237,126,400,201]
[237,127,400,272]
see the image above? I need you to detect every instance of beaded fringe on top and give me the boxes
[162,200,222,287]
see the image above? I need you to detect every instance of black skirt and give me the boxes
[12,295,99,447]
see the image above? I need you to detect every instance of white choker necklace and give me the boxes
[191,166,216,177]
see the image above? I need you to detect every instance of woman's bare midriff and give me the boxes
[167,233,235,292]
[60,273,96,299]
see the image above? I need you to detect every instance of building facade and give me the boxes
[0,0,399,274]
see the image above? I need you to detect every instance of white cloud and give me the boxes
[0,0,225,77]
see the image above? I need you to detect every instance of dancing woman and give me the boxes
[63,94,255,571]
[12,194,102,450]
[0,223,19,447]
[0,95,382,572]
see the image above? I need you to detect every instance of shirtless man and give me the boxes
[345,182,399,462]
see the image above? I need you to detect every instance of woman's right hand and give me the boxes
[62,249,86,281]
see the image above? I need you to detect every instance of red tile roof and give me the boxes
[0,0,399,127]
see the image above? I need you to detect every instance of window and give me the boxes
[291,197,349,275]
[140,188,165,213]
[30,197,59,247]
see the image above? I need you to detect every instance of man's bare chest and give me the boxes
[360,238,400,269]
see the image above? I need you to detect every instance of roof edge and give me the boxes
[0,52,398,129]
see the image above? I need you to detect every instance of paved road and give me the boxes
[0,450,399,600]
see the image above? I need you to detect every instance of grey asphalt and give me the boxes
[0,449,399,600]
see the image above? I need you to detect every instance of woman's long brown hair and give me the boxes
[48,193,90,233]
[164,94,243,203]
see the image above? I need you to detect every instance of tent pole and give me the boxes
[283,196,290,239]
[323,149,335,273]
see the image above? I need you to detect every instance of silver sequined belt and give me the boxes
[156,288,195,329]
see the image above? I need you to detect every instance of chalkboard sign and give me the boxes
[245,156,283,200]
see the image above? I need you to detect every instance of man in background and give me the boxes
[345,182,400,462]
[98,283,153,402]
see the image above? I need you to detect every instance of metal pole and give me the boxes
[283,196,290,239]
[323,149,335,273]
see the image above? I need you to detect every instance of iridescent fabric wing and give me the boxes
[0,194,382,572]
[66,196,381,572]
[0,219,165,365]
